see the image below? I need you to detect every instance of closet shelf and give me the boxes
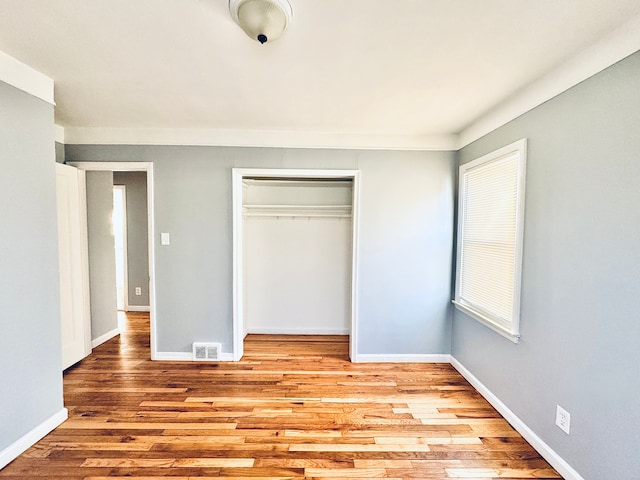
[243,204,352,218]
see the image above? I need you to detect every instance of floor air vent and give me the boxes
[192,342,221,361]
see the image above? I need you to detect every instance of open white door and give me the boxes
[56,164,91,369]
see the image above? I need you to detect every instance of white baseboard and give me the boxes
[154,352,234,362]
[91,328,120,348]
[125,305,150,312]
[153,351,191,361]
[354,353,452,363]
[450,357,585,480]
[247,328,350,335]
[0,408,68,470]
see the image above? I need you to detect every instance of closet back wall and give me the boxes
[243,180,353,335]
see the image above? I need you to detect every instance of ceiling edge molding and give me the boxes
[458,13,640,150]
[62,127,458,151]
[54,125,65,143]
[0,49,54,105]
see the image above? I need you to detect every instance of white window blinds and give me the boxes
[454,139,527,342]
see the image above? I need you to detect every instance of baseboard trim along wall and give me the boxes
[91,328,120,348]
[450,357,585,480]
[154,352,234,362]
[125,305,150,312]
[247,328,350,335]
[0,408,68,470]
[355,354,452,363]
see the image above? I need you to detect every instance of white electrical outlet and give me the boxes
[555,405,571,434]
[135,287,142,296]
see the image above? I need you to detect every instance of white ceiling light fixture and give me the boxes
[229,0,293,44]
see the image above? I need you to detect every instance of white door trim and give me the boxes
[76,169,92,356]
[113,185,129,311]
[232,168,361,362]
[69,161,157,360]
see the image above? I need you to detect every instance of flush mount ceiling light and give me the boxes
[229,0,293,44]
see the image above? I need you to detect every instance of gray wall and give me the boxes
[452,51,640,478]
[65,146,456,355]
[113,171,149,307]
[357,152,455,354]
[55,141,65,164]
[0,82,64,453]
[86,171,118,340]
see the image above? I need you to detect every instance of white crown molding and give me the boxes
[0,408,68,470]
[62,127,458,151]
[0,50,54,105]
[450,357,585,480]
[54,124,65,143]
[458,13,640,149]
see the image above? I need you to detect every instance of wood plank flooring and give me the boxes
[0,312,562,479]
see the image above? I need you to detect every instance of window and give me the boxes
[454,139,527,342]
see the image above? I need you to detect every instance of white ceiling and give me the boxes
[1,0,640,148]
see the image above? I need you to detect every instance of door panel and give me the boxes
[56,163,90,369]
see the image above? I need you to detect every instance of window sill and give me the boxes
[452,301,520,344]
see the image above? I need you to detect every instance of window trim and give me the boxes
[453,138,527,343]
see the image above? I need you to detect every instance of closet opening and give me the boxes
[232,169,360,362]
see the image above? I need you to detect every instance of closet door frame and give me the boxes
[232,168,361,362]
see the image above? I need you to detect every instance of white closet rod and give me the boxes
[243,204,352,218]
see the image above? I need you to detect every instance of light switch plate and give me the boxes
[161,232,170,245]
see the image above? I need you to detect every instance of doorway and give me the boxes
[232,168,361,361]
[70,161,157,359]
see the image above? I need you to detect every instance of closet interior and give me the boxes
[242,177,353,336]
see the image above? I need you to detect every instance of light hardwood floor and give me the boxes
[0,312,562,479]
